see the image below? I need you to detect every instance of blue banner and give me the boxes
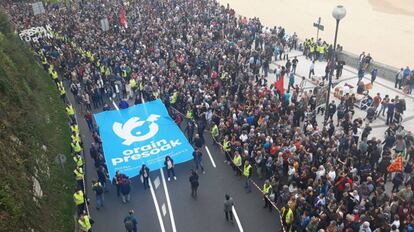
[94,99,194,178]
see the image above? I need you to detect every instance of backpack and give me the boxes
[124,218,134,230]
[94,185,104,195]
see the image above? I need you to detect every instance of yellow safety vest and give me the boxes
[71,141,82,153]
[59,86,65,96]
[105,67,110,76]
[130,79,136,88]
[223,140,231,152]
[57,82,65,95]
[211,125,219,138]
[51,70,58,80]
[66,105,75,116]
[73,155,83,167]
[243,164,252,177]
[309,45,315,53]
[233,155,242,167]
[263,183,272,194]
[319,46,325,54]
[73,191,84,205]
[71,125,79,134]
[100,66,105,74]
[86,51,92,59]
[170,92,177,104]
[74,167,84,180]
[48,65,54,75]
[78,215,92,231]
[71,134,81,143]
[41,57,48,65]
[282,207,294,225]
[121,70,127,78]
[186,110,193,120]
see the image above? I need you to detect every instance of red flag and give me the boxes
[387,156,404,173]
[119,6,127,28]
[274,77,284,96]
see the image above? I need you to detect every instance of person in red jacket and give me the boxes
[335,172,353,201]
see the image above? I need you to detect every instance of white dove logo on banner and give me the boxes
[113,114,160,145]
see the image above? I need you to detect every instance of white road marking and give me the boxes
[154,176,160,189]
[149,177,166,232]
[110,97,119,110]
[162,203,167,216]
[141,93,145,103]
[232,206,244,232]
[205,146,216,168]
[160,169,177,232]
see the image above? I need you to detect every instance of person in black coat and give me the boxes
[189,170,199,198]
[327,101,336,120]
[193,134,204,149]
[165,156,176,181]
[96,165,109,192]
[378,153,391,183]
[184,122,195,144]
[120,176,131,203]
[139,164,150,190]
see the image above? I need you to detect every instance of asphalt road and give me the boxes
[67,90,281,232]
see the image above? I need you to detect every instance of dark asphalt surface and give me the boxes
[67,91,281,232]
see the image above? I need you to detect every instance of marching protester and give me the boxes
[92,179,104,210]
[165,156,177,181]
[189,170,200,199]
[139,165,150,190]
[120,176,132,204]
[193,148,205,174]
[224,194,234,223]
[123,210,138,232]
[113,171,125,197]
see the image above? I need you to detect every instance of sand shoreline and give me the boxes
[217,0,414,69]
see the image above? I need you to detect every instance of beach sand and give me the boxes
[217,0,414,68]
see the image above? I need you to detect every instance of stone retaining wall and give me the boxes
[337,50,400,83]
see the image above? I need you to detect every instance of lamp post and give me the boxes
[324,5,346,125]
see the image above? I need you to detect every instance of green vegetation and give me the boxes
[0,12,75,232]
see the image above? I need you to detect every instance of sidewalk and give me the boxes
[264,49,413,139]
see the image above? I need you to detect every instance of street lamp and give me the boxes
[324,5,346,125]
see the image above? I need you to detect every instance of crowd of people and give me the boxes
[395,66,414,96]
[2,0,414,231]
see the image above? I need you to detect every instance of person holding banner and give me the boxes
[164,156,177,181]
